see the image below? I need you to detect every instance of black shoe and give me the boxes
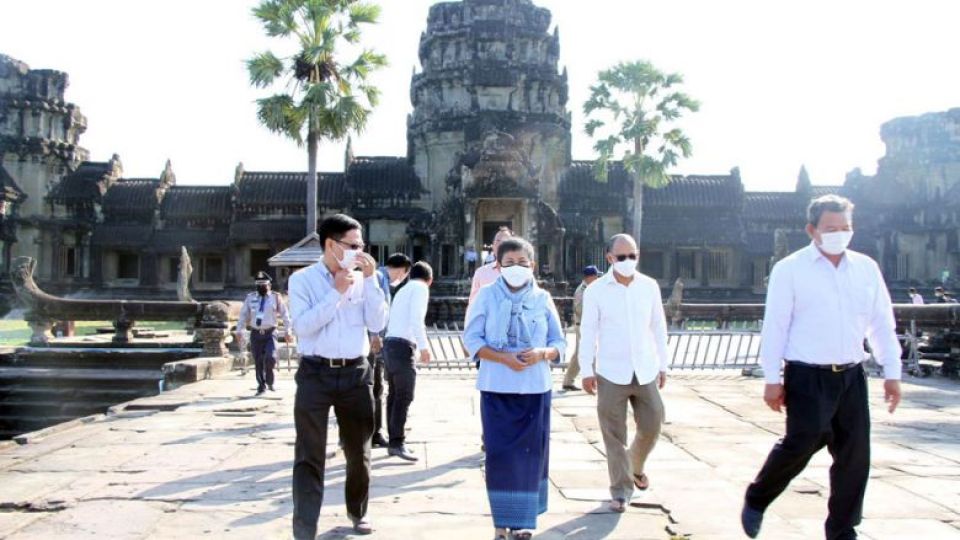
[255,387,265,396]
[388,445,419,462]
[562,384,581,391]
[741,502,764,539]
[371,433,388,448]
[268,385,275,392]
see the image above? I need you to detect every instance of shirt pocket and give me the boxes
[851,285,875,324]
[526,309,548,345]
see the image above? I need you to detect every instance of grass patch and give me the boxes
[0,320,187,347]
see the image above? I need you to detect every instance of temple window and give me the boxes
[895,253,910,281]
[166,257,179,283]
[641,251,664,279]
[675,250,697,280]
[250,249,271,278]
[117,251,140,280]
[705,250,729,283]
[60,246,78,278]
[199,256,224,284]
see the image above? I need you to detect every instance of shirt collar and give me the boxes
[805,241,849,267]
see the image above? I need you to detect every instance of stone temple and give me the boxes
[1,0,959,309]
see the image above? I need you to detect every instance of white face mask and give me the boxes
[338,247,360,270]
[817,231,853,256]
[501,265,533,288]
[612,259,637,277]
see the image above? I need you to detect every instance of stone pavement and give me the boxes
[1,370,959,539]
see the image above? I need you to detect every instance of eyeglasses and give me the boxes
[614,253,638,262]
[335,239,365,251]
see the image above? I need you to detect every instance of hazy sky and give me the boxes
[2,0,957,190]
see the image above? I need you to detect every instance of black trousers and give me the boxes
[745,363,871,540]
[383,338,417,448]
[250,331,276,390]
[369,350,385,437]
[292,358,374,540]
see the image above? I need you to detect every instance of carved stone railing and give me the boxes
[10,257,234,356]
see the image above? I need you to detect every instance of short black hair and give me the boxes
[386,253,412,269]
[497,237,535,263]
[409,261,433,282]
[909,287,918,294]
[318,214,362,246]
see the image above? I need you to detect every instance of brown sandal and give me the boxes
[633,472,650,491]
[608,498,627,513]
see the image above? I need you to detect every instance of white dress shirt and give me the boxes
[760,243,902,383]
[386,279,430,349]
[288,260,388,359]
[910,293,925,305]
[578,271,670,385]
[237,291,291,338]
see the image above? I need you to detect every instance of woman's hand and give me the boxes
[518,348,546,364]
[500,351,529,372]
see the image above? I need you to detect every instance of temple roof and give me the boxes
[160,186,233,222]
[229,219,305,244]
[102,178,161,221]
[47,161,114,204]
[90,224,153,248]
[744,192,802,221]
[235,171,306,208]
[344,157,425,202]
[646,174,743,208]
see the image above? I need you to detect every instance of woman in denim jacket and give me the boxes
[463,237,567,540]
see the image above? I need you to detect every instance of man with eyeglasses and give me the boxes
[288,214,388,539]
[578,233,669,513]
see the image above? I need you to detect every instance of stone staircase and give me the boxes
[0,345,202,440]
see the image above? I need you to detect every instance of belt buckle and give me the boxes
[832,364,844,373]
[330,358,345,368]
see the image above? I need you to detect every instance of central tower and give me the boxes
[408,0,571,277]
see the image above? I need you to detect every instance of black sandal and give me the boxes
[633,472,649,491]
[512,532,533,540]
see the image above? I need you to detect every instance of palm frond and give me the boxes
[247,51,286,88]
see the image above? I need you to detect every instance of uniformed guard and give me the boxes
[237,271,292,395]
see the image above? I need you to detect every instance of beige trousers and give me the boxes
[597,375,665,501]
[563,325,581,386]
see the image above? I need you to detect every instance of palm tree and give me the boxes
[247,0,387,236]
[583,60,699,241]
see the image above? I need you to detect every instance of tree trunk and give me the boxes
[632,137,644,242]
[306,131,318,236]
[632,173,643,243]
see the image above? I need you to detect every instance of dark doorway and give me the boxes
[482,221,512,249]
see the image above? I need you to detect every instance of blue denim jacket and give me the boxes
[463,277,566,394]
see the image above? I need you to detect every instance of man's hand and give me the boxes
[370,335,383,354]
[284,334,292,345]
[764,383,785,413]
[420,348,432,363]
[884,380,902,413]
[658,371,667,389]
[357,252,377,279]
[334,269,356,294]
[500,352,528,372]
[582,376,597,395]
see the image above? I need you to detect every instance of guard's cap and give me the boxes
[255,271,272,285]
[583,265,600,277]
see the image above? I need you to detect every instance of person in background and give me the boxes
[288,214,388,538]
[468,227,513,308]
[383,261,434,462]
[369,253,412,448]
[908,287,924,305]
[741,195,902,540]
[236,271,291,395]
[562,265,602,392]
[463,237,566,540]
[465,245,478,277]
[579,234,669,513]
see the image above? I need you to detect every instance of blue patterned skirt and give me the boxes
[481,391,551,530]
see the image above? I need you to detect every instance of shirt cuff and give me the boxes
[882,362,902,381]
